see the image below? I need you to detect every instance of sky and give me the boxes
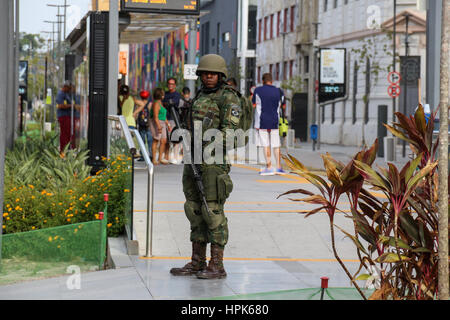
[20,0,92,40]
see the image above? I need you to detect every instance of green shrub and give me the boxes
[2,134,132,237]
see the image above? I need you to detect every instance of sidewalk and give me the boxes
[284,141,410,172]
[0,142,408,300]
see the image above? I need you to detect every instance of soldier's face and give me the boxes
[200,72,219,89]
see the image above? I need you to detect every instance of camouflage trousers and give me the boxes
[182,164,233,247]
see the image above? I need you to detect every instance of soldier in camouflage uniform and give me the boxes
[170,54,242,279]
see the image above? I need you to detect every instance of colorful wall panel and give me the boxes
[128,27,186,93]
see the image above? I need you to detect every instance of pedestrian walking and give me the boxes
[137,90,153,162]
[56,81,80,153]
[252,73,287,175]
[163,77,182,164]
[170,54,242,280]
[149,88,171,165]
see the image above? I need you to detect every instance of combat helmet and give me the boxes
[196,54,228,79]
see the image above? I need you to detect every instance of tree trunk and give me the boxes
[438,0,450,301]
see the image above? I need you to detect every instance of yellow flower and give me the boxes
[28,184,34,189]
[107,223,112,228]
[31,196,35,199]
[2,225,5,229]
[3,213,8,217]
[15,198,20,202]
[124,189,130,193]
[67,218,71,222]
[57,245,61,248]
[74,229,78,233]
[54,236,59,240]
[31,226,35,230]
[15,206,20,211]
[41,190,47,195]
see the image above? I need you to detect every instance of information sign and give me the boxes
[121,0,200,15]
[184,64,198,80]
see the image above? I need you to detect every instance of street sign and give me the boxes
[184,64,198,80]
[318,48,347,103]
[121,0,200,15]
[388,84,401,98]
[400,56,421,83]
[388,71,401,85]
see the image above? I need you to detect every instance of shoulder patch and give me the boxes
[229,104,241,125]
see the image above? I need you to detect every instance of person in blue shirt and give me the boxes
[56,81,80,153]
[252,73,286,176]
[163,77,182,164]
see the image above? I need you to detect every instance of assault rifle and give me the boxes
[168,100,213,215]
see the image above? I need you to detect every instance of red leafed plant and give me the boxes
[280,105,448,300]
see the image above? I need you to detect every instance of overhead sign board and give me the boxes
[319,48,346,103]
[121,0,200,15]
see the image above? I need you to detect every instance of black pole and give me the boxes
[44,56,48,102]
[402,14,410,158]
[19,95,23,135]
[393,0,396,122]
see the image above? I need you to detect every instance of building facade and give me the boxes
[317,0,427,146]
[255,0,318,142]
[199,0,257,95]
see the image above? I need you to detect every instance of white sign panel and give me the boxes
[320,49,345,84]
[184,64,198,80]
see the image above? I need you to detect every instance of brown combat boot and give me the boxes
[170,242,207,276]
[196,244,227,279]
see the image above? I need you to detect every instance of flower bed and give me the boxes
[2,134,132,237]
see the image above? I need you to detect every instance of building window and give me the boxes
[352,60,358,124]
[283,61,288,80]
[217,22,221,53]
[248,6,257,50]
[290,6,295,32]
[364,57,371,124]
[334,0,338,9]
[284,8,288,33]
[270,14,274,39]
[324,0,328,12]
[276,63,280,81]
[264,16,268,41]
[258,66,261,84]
[269,64,273,78]
[258,19,262,43]
[277,11,281,37]
[289,60,294,79]
[304,55,309,74]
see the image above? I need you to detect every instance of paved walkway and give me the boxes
[0,142,409,300]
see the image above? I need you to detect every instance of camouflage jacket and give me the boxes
[187,83,242,167]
